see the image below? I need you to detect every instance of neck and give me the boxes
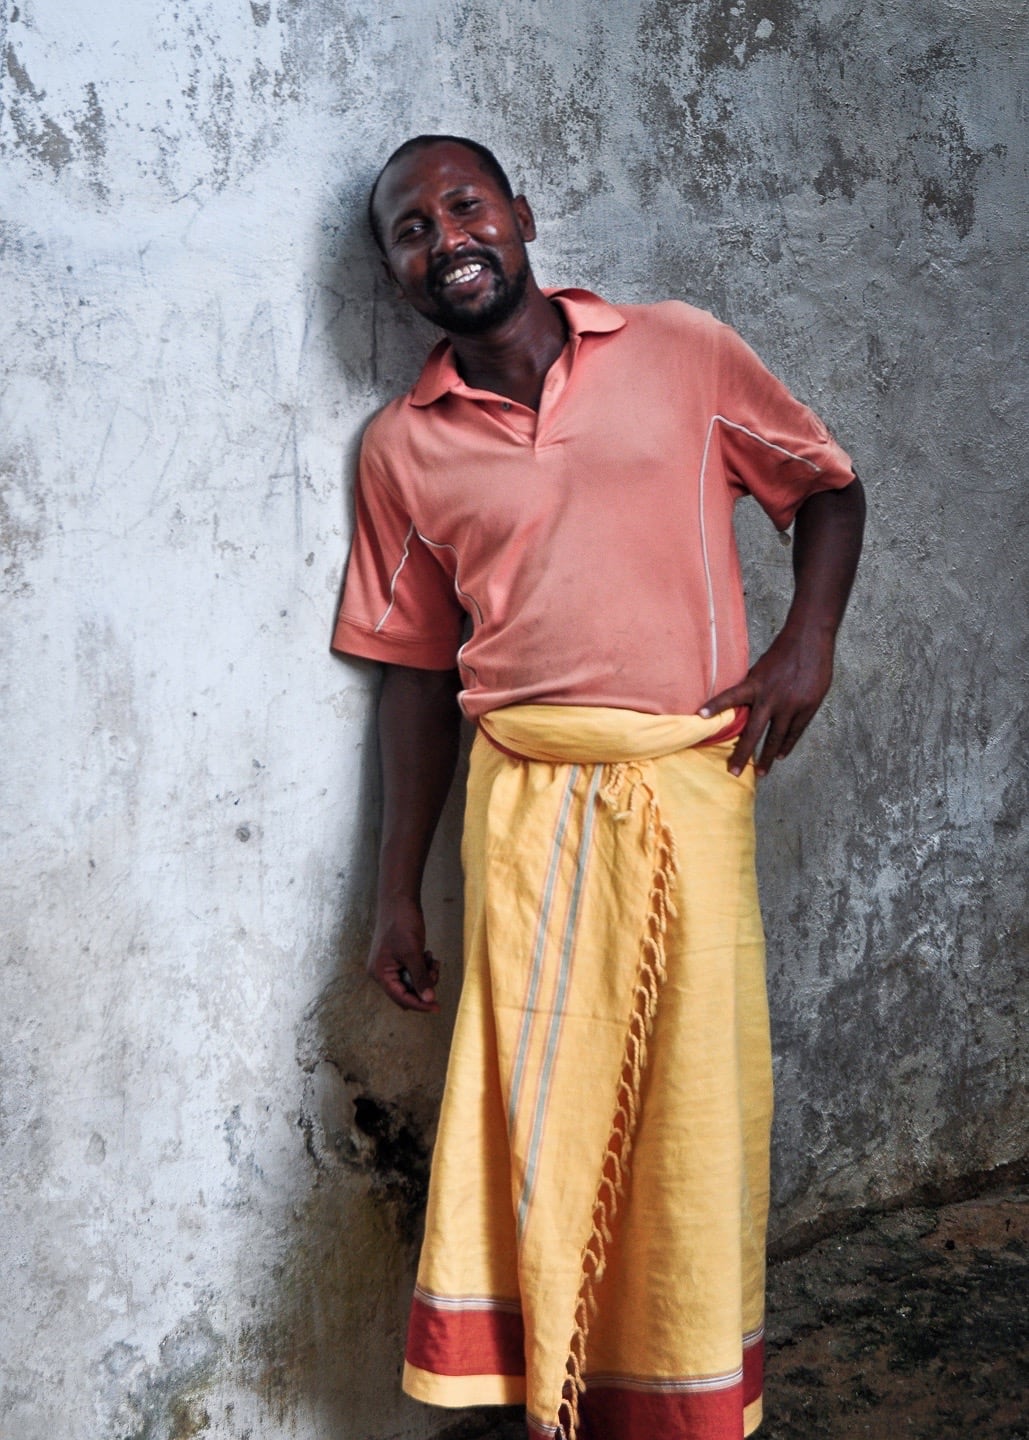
[447,279,568,411]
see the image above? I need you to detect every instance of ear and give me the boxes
[513,195,537,243]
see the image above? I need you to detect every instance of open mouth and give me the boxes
[436,260,491,290]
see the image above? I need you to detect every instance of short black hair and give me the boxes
[367,135,515,252]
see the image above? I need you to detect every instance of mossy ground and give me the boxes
[469,1188,1027,1439]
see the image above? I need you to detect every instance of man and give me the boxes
[333,135,865,1440]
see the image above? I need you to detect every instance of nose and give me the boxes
[430,211,470,258]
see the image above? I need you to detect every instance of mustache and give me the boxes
[427,250,501,291]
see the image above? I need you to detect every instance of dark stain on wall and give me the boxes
[5,49,74,173]
[182,14,237,192]
[72,78,105,163]
[73,79,108,196]
[692,0,797,71]
[899,34,989,239]
[3,43,111,189]
[902,34,968,89]
[627,1,993,250]
[812,133,874,203]
[103,1314,223,1440]
[629,0,792,208]
[0,440,46,598]
[917,108,984,239]
[351,1092,431,1237]
[294,802,450,1245]
[5,39,42,98]
[297,1045,431,1245]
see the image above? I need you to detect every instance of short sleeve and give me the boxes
[716,322,855,530]
[331,439,464,669]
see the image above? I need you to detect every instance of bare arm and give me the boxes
[701,475,866,776]
[368,663,462,1011]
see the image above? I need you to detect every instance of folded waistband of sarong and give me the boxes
[477,704,738,765]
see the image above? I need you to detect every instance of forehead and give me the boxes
[374,143,507,231]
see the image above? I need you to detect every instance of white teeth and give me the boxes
[441,262,485,286]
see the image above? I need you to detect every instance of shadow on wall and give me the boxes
[229,190,510,1436]
[320,166,443,633]
[323,168,441,421]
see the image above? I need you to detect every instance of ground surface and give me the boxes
[762,1188,1027,1439]
[445,1188,1027,1440]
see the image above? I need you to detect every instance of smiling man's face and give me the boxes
[373,141,536,335]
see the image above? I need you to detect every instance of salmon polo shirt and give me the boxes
[332,289,855,719]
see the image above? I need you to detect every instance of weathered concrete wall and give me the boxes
[1,1,1024,1435]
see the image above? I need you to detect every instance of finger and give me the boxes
[379,969,440,1013]
[699,683,752,720]
[727,708,768,776]
[755,721,790,776]
[371,948,440,1011]
[398,952,438,1005]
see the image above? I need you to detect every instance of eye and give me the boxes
[395,220,427,243]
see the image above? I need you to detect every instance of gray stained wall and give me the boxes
[1,1,1025,1436]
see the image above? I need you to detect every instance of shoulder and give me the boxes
[360,387,423,468]
[601,299,729,378]
[628,297,717,326]
[551,287,723,347]
[627,302,777,382]
[363,336,454,459]
[610,298,728,356]
[363,394,409,447]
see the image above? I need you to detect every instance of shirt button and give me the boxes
[501,402,512,411]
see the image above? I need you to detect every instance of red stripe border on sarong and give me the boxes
[408,1297,763,1438]
[577,1383,743,1439]
[532,1336,765,1440]
[405,1293,526,1377]
[743,1330,765,1405]
[569,1335,764,1440]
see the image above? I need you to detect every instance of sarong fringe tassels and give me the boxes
[556,763,679,1440]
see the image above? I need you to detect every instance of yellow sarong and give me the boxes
[403,707,772,1440]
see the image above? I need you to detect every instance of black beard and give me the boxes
[424,253,531,335]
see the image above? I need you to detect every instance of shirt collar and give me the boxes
[408,287,626,408]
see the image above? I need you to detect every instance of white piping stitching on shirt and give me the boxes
[698,414,822,691]
[373,521,416,633]
[416,531,482,711]
[373,524,485,634]
[373,525,482,706]
[415,529,485,625]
